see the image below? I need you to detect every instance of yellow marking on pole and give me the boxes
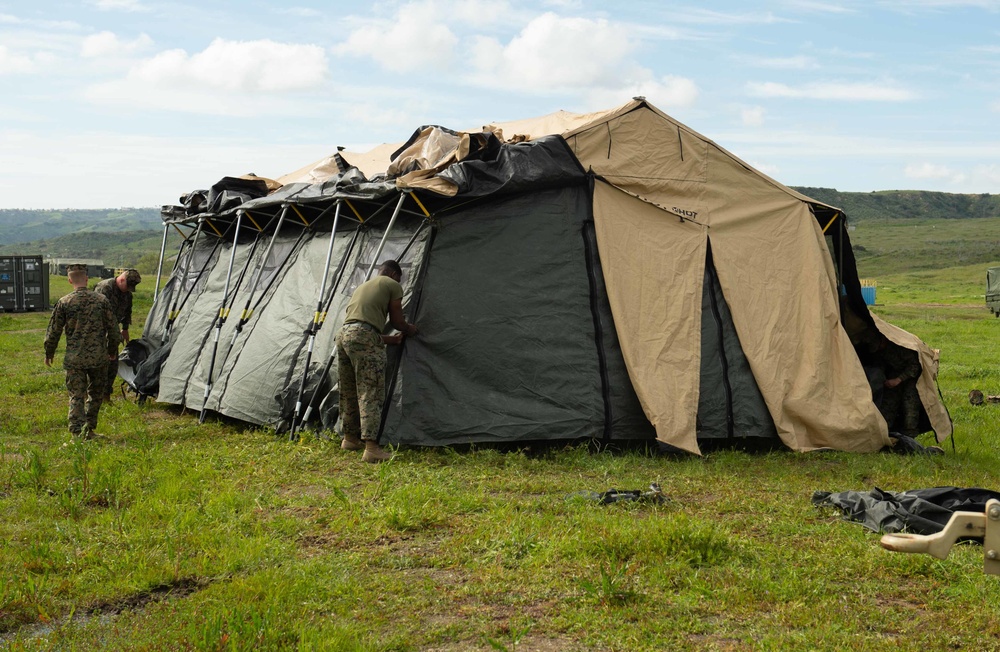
[345,200,363,222]
[822,212,839,234]
[291,204,310,226]
[219,308,226,318]
[409,191,431,218]
[222,308,230,319]
[318,311,327,324]
[244,211,262,231]
[205,218,223,237]
[313,311,322,324]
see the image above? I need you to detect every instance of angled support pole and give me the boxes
[297,226,363,431]
[364,192,408,280]
[163,217,205,342]
[880,498,1000,575]
[199,210,244,423]
[152,222,170,304]
[228,204,290,352]
[289,201,343,439]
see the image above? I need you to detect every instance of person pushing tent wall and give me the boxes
[138,98,953,455]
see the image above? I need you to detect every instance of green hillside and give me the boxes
[792,187,1000,221]
[0,208,162,247]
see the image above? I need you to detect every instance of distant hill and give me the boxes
[0,208,162,247]
[790,188,1000,221]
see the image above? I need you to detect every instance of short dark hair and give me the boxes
[379,260,402,276]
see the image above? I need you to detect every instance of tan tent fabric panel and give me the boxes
[870,313,953,442]
[577,102,890,453]
[592,182,707,454]
[706,168,889,452]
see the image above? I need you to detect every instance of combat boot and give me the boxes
[340,433,364,451]
[361,440,391,463]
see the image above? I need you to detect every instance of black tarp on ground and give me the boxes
[813,486,1000,535]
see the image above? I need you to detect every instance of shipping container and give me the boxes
[0,255,50,312]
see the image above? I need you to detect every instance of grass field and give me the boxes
[1,223,999,651]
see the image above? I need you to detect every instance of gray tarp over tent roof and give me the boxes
[140,99,952,454]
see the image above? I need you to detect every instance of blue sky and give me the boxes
[1,0,998,209]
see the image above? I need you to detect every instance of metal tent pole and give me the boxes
[289,201,343,439]
[199,210,244,423]
[152,223,169,304]
[364,192,407,280]
[163,217,205,342]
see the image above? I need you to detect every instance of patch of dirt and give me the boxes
[686,633,751,650]
[85,576,212,616]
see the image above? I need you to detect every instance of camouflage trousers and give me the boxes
[880,377,921,435]
[103,355,119,397]
[336,323,386,442]
[65,366,105,434]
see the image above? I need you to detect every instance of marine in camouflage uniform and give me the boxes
[335,260,417,463]
[44,268,120,436]
[874,337,923,435]
[93,269,140,398]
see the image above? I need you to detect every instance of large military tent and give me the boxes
[138,98,952,455]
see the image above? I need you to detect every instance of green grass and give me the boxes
[0,259,998,650]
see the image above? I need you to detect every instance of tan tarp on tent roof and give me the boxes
[270,98,951,454]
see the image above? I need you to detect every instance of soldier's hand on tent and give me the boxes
[382,333,404,346]
[121,329,130,343]
[406,323,418,336]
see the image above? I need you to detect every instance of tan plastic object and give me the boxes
[880,498,1000,575]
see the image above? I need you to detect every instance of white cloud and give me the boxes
[0,45,36,74]
[877,0,1000,10]
[992,99,1000,112]
[0,129,327,208]
[905,162,956,179]
[334,2,459,73]
[277,7,323,18]
[0,13,22,24]
[81,31,153,58]
[903,161,1000,187]
[117,38,325,93]
[751,160,782,177]
[664,8,793,25]
[783,1,860,13]
[745,55,820,69]
[84,38,330,115]
[746,81,917,101]
[741,106,766,126]
[471,12,633,89]
[91,0,148,11]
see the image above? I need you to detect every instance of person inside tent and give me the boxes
[335,259,418,463]
[869,334,923,436]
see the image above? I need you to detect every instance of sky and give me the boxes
[1,0,998,209]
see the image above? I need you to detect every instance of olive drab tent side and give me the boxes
[138,98,952,454]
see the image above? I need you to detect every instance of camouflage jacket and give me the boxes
[94,278,133,330]
[44,289,120,369]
